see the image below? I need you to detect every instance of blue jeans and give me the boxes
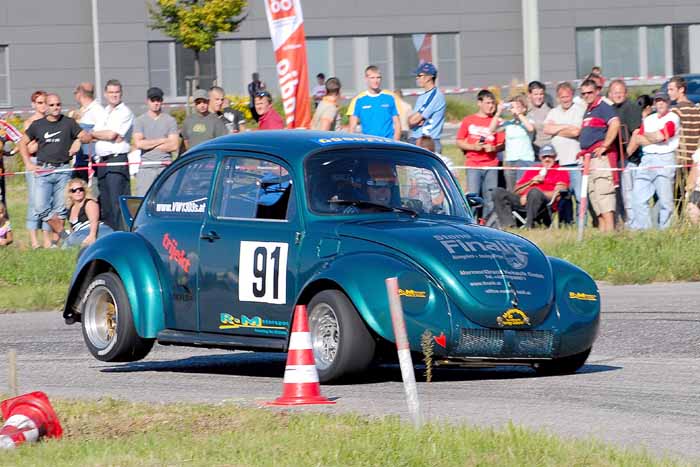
[25,157,50,231]
[63,223,115,248]
[467,168,498,218]
[504,160,535,192]
[34,165,71,222]
[631,153,675,230]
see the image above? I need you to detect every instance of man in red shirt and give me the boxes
[255,91,285,130]
[456,89,505,218]
[492,144,569,228]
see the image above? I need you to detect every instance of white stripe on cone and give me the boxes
[288,332,312,350]
[0,414,40,448]
[282,365,320,384]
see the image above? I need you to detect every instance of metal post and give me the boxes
[385,277,423,428]
[577,153,592,242]
[8,349,17,396]
[91,0,102,94]
[521,0,540,83]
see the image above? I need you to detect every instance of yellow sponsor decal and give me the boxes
[569,292,597,301]
[399,288,427,299]
[497,308,530,327]
[219,313,288,334]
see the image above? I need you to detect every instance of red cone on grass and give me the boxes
[0,391,62,449]
[267,305,335,406]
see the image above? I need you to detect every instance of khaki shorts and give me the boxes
[588,157,616,214]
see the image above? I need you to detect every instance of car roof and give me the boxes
[186,130,422,164]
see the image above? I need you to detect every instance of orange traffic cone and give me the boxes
[0,391,63,449]
[267,305,335,406]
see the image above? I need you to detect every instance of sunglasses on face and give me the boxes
[581,91,595,96]
[366,180,394,188]
[70,187,85,193]
[255,91,271,98]
[48,103,62,107]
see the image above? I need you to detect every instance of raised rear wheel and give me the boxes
[81,272,154,362]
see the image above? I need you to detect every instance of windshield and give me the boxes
[305,148,472,220]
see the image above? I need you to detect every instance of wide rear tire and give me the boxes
[80,272,154,362]
[533,348,590,376]
[307,290,376,383]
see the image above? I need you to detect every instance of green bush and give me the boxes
[445,96,477,122]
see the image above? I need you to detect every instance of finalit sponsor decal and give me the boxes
[434,233,529,269]
[162,233,191,273]
[219,313,289,335]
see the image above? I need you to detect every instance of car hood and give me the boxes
[337,219,554,328]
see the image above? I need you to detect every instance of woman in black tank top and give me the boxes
[63,178,114,248]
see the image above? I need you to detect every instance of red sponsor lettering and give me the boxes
[162,233,191,273]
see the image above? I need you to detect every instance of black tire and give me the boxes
[307,290,376,383]
[80,272,154,362]
[533,348,591,376]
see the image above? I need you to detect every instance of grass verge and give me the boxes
[0,397,682,467]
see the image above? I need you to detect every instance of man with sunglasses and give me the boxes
[579,78,621,232]
[18,93,89,242]
[408,63,446,152]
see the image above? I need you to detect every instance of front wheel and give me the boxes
[533,348,590,376]
[307,290,376,383]
[80,272,154,362]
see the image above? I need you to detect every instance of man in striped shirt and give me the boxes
[668,76,700,180]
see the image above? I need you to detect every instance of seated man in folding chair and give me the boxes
[492,144,570,228]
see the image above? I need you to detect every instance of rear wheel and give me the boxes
[307,290,376,383]
[81,272,154,362]
[533,348,590,376]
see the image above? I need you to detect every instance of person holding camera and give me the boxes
[488,93,535,191]
[456,89,505,219]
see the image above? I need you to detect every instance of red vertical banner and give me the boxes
[264,0,311,129]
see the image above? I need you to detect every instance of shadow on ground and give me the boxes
[100,352,621,384]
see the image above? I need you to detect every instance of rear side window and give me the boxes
[151,156,216,219]
[212,156,294,221]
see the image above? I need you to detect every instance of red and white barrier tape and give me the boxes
[453,163,693,172]
[0,160,171,177]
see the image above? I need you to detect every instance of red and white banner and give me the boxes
[264,0,311,129]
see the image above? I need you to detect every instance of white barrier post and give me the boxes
[8,349,17,396]
[577,153,592,242]
[385,277,423,428]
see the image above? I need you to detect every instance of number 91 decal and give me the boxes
[239,241,289,304]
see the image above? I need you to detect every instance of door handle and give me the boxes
[200,230,221,242]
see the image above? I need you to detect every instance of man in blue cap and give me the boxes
[408,62,446,153]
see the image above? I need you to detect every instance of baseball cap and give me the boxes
[539,144,557,157]
[653,91,670,102]
[192,89,209,101]
[415,62,438,77]
[147,87,164,101]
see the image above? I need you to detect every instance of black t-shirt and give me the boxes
[25,115,82,164]
[218,107,245,132]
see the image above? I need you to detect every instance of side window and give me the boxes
[213,157,294,221]
[152,156,216,218]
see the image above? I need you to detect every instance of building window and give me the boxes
[601,27,639,78]
[255,39,278,97]
[646,27,666,76]
[220,40,243,97]
[307,38,329,89]
[147,42,215,98]
[332,37,355,94]
[576,30,595,78]
[0,46,8,106]
[393,33,458,90]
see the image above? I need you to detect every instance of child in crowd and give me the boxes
[0,202,12,246]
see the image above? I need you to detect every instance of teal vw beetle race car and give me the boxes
[63,131,600,382]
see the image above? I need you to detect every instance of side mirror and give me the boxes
[465,192,483,209]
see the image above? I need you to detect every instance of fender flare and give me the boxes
[297,251,441,343]
[63,232,168,338]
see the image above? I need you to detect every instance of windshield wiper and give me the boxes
[329,199,418,218]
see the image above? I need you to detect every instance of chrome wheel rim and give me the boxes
[84,286,118,350]
[309,303,339,370]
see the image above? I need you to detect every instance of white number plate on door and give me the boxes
[238,241,288,304]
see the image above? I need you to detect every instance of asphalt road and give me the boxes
[1,282,699,462]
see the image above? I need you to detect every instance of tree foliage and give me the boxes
[148,0,247,53]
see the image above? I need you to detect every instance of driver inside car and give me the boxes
[365,162,397,206]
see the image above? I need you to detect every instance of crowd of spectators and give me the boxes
[1,63,699,250]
